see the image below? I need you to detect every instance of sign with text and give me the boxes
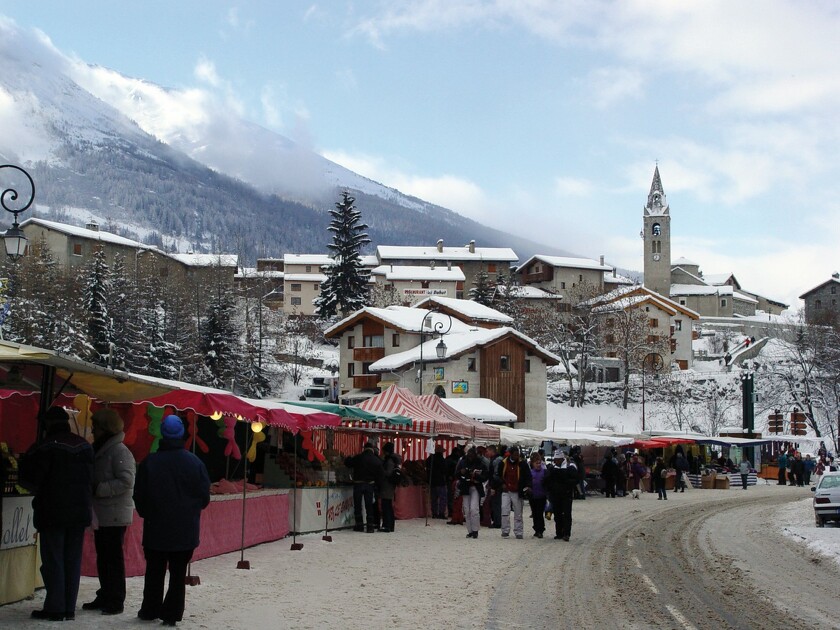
[290,487,355,533]
[402,288,449,297]
[1,496,36,550]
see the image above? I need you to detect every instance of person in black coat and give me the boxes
[19,406,94,621]
[134,415,210,627]
[345,442,384,532]
[546,452,578,541]
[601,450,618,498]
[426,445,447,519]
[456,447,489,538]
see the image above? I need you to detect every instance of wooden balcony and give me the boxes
[353,347,385,362]
[353,374,380,389]
[522,268,553,284]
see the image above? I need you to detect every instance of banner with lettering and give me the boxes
[1,496,36,550]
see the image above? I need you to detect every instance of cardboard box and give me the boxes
[701,472,716,489]
[714,476,730,490]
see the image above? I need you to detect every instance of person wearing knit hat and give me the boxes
[19,406,93,621]
[134,413,209,626]
[83,408,135,615]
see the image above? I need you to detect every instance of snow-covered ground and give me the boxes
[779,496,840,567]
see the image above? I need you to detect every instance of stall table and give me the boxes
[394,484,426,520]
[1,496,41,605]
[82,489,290,577]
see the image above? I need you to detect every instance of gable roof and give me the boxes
[412,296,513,324]
[585,285,700,320]
[799,275,840,299]
[376,244,518,263]
[368,326,560,371]
[21,217,157,251]
[168,253,238,268]
[370,265,465,282]
[517,254,612,273]
[324,305,476,338]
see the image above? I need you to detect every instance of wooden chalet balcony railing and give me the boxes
[353,347,385,362]
[352,374,380,389]
[522,268,553,284]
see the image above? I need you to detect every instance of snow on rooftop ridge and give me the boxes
[442,398,516,422]
[325,305,476,337]
[496,285,563,299]
[415,296,514,323]
[603,271,635,285]
[376,244,518,262]
[284,273,328,282]
[524,254,612,271]
[370,265,465,281]
[283,254,333,266]
[670,283,733,297]
[703,273,734,286]
[168,253,238,267]
[22,217,156,250]
[672,256,698,267]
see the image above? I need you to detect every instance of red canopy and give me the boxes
[650,436,696,445]
[632,439,667,449]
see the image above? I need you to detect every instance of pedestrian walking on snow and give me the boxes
[494,446,532,539]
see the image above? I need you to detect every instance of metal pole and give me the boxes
[641,364,646,432]
[290,436,303,550]
[237,426,250,569]
[323,428,333,542]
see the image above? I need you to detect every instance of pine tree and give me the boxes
[469,268,495,306]
[82,247,112,366]
[199,262,241,390]
[109,253,130,370]
[314,191,371,318]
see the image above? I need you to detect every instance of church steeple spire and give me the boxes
[645,164,669,216]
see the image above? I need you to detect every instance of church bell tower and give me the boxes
[642,165,671,296]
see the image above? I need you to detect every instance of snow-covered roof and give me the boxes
[235,268,284,279]
[443,398,517,423]
[370,265,465,282]
[376,244,518,262]
[283,254,332,266]
[496,285,563,299]
[670,283,733,297]
[670,267,707,285]
[582,285,700,319]
[284,273,328,282]
[799,275,840,299]
[603,271,635,285]
[360,255,379,267]
[703,273,734,286]
[519,254,612,272]
[325,306,477,337]
[168,253,238,267]
[21,217,156,250]
[671,256,698,267]
[413,296,514,323]
[733,291,758,304]
[368,326,560,371]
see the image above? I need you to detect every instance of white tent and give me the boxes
[442,398,517,424]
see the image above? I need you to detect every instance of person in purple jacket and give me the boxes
[527,452,548,538]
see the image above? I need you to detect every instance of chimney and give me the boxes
[86,221,99,232]
[469,240,475,254]
[599,255,604,266]
[833,271,840,280]
[447,261,452,271]
[612,267,617,278]
[436,239,444,253]
[430,260,436,270]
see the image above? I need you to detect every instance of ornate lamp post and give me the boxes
[641,352,663,432]
[415,308,453,395]
[1,165,35,260]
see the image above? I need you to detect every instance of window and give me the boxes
[347,336,355,349]
[159,266,168,278]
[561,282,566,289]
[525,359,531,373]
[291,283,301,292]
[832,286,836,295]
[500,355,510,371]
[363,335,384,348]
[605,334,615,344]
[347,363,355,377]
[721,298,727,307]
[652,223,661,236]
[291,297,302,306]
[72,243,82,256]
[679,299,686,306]
[647,335,658,344]
[579,274,583,281]
[488,263,497,273]
[421,281,430,289]
[815,299,822,308]
[467,357,476,372]
[649,318,658,328]
[674,320,682,331]
[606,318,614,328]
[313,283,320,291]
[305,265,312,272]
[392,333,400,347]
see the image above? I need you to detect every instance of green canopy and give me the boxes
[283,401,412,427]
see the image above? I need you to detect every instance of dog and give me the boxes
[631,488,641,499]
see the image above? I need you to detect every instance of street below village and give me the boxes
[1,484,836,629]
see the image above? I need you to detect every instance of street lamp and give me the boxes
[415,307,453,395]
[1,165,35,260]
[641,352,663,432]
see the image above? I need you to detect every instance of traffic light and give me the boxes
[767,413,784,434]
[790,410,808,436]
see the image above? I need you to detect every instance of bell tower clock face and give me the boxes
[653,253,661,261]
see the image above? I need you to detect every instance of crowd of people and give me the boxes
[777,441,836,487]
[19,409,209,626]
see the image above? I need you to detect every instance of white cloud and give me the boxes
[554,176,594,197]
[194,57,221,87]
[322,149,492,221]
[586,67,644,109]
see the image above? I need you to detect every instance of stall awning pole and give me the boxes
[322,428,333,542]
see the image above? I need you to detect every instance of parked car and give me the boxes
[811,471,840,527]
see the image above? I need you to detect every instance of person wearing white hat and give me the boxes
[546,451,577,541]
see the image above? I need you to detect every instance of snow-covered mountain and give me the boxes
[0,18,568,262]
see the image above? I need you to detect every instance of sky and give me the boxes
[0,0,838,308]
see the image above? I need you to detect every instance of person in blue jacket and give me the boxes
[134,415,210,627]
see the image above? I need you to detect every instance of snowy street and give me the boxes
[1,483,836,629]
